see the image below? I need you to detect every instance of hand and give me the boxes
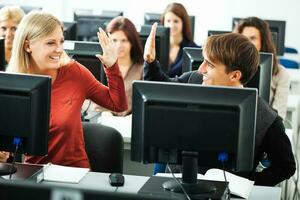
[0,151,9,162]
[143,22,157,63]
[96,28,118,68]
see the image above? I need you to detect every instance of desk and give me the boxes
[42,172,281,200]
[286,94,300,146]
[287,68,300,95]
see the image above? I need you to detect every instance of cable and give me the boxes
[166,164,191,200]
[218,152,231,200]
[9,137,22,180]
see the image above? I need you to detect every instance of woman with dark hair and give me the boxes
[92,16,143,116]
[235,17,290,120]
[160,2,198,77]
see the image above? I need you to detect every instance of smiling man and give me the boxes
[143,23,295,186]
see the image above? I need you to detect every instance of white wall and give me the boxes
[1,0,299,52]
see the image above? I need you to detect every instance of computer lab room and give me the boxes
[0,0,299,199]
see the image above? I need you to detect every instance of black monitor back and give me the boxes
[0,73,51,155]
[63,21,77,40]
[144,12,195,40]
[232,18,286,55]
[0,38,5,71]
[131,81,257,171]
[182,47,272,102]
[64,40,107,85]
[207,30,231,36]
[138,25,170,73]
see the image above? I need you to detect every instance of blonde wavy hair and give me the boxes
[0,5,25,24]
[7,11,70,73]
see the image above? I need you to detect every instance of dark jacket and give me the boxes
[145,60,296,186]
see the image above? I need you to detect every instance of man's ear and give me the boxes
[230,70,242,83]
[24,40,32,53]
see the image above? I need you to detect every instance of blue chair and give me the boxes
[279,58,299,69]
[284,47,298,54]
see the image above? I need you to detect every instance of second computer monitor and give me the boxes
[64,40,107,85]
[138,25,170,73]
[182,47,273,102]
[0,38,5,71]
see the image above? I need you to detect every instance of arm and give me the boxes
[251,116,296,186]
[85,28,127,112]
[143,23,192,84]
[270,66,290,120]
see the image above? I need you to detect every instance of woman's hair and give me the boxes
[203,33,259,85]
[0,5,25,24]
[7,11,69,73]
[160,2,193,42]
[235,17,279,75]
[106,16,143,65]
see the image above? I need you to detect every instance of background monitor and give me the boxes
[74,12,123,41]
[63,21,77,40]
[182,47,273,102]
[207,30,231,36]
[0,5,41,13]
[0,72,51,175]
[232,18,286,55]
[64,40,107,85]
[0,38,5,71]
[138,25,170,73]
[144,12,195,40]
[131,81,257,193]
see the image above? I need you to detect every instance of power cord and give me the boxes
[9,137,22,180]
[166,164,191,200]
[218,152,231,200]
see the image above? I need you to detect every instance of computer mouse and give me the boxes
[109,172,124,187]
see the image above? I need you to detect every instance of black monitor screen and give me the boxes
[0,72,51,155]
[182,47,272,102]
[138,25,170,73]
[63,21,77,40]
[144,12,195,40]
[64,40,107,85]
[0,38,5,71]
[232,18,286,56]
[74,12,123,42]
[131,81,257,193]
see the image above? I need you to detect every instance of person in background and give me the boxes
[7,11,127,168]
[235,16,290,120]
[160,2,198,77]
[91,16,143,116]
[0,5,25,68]
[144,23,295,186]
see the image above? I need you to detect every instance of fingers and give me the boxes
[150,22,158,40]
[97,27,109,47]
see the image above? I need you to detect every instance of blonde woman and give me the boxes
[0,5,25,67]
[7,11,127,168]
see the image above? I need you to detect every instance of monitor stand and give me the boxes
[0,163,17,176]
[162,151,217,194]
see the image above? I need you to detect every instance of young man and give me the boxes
[144,23,295,186]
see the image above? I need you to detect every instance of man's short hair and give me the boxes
[203,33,259,84]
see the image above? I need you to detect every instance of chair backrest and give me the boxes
[284,47,298,54]
[82,122,124,173]
[279,58,299,69]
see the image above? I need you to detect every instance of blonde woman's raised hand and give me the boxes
[143,22,157,63]
[96,28,118,68]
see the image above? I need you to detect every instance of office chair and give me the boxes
[279,58,299,69]
[82,122,124,173]
[284,47,298,54]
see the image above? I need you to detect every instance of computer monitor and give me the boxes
[63,21,77,40]
[131,80,257,194]
[144,12,195,40]
[138,25,170,73]
[101,10,123,17]
[182,47,273,102]
[207,30,231,36]
[0,72,51,175]
[64,40,107,85]
[0,5,41,13]
[232,18,286,56]
[0,180,175,200]
[0,38,5,71]
[74,12,123,41]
